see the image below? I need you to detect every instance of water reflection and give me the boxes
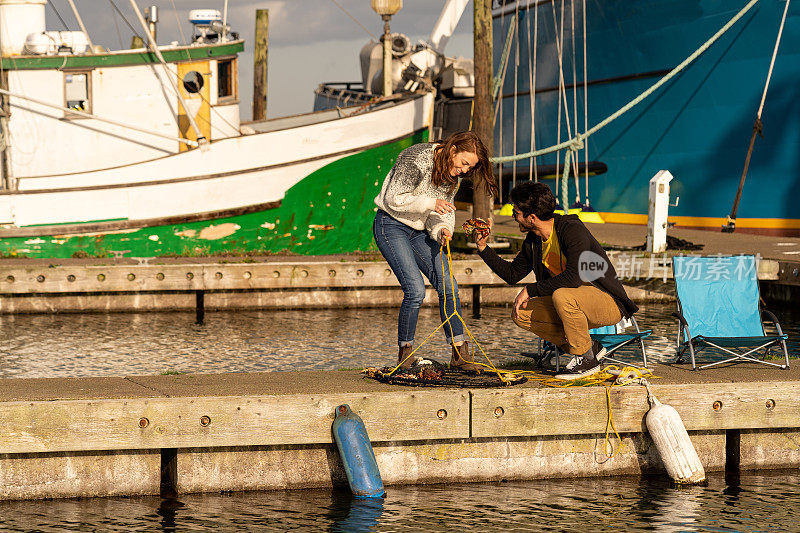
[642,479,703,532]
[0,303,795,379]
[328,492,384,533]
[0,472,798,531]
[156,498,184,532]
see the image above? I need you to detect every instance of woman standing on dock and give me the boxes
[373,131,497,371]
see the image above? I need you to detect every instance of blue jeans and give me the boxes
[373,210,465,347]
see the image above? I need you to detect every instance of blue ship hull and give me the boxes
[493,0,800,234]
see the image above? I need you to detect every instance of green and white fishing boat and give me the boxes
[0,1,441,258]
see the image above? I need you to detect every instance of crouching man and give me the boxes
[475,182,638,379]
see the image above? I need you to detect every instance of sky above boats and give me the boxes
[46,0,474,119]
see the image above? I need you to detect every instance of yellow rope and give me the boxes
[381,241,660,458]
[541,364,656,458]
[387,242,553,384]
[604,385,623,459]
[384,243,659,459]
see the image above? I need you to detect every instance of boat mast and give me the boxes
[127,0,208,147]
[221,0,228,42]
[473,0,494,222]
[429,0,469,53]
[0,72,13,190]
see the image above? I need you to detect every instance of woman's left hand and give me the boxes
[439,229,452,246]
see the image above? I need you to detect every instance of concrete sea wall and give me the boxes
[0,372,797,500]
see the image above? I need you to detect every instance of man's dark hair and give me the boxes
[510,182,556,220]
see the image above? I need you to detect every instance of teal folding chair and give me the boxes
[672,255,790,370]
[529,317,651,370]
[590,317,651,369]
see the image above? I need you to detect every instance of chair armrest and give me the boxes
[672,311,688,327]
[761,309,785,336]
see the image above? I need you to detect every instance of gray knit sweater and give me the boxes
[374,143,458,241]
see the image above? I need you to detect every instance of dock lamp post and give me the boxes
[371,0,402,97]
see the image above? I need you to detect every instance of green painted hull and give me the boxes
[0,131,428,258]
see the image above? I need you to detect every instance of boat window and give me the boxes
[217,58,237,102]
[182,71,204,94]
[64,71,91,117]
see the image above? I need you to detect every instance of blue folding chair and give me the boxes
[672,255,790,370]
[530,317,651,370]
[590,317,651,369]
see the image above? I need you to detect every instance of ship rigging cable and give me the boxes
[525,0,538,182]
[329,0,378,41]
[725,0,791,230]
[490,0,763,214]
[47,1,70,31]
[0,88,198,147]
[582,0,589,207]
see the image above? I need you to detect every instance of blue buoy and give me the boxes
[332,404,385,498]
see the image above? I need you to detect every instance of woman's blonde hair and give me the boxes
[432,131,499,199]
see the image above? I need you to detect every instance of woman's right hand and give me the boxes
[434,199,456,215]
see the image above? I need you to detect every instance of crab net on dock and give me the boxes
[362,359,527,388]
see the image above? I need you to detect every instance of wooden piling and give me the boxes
[253,9,269,121]
[195,290,205,324]
[473,0,494,221]
[472,285,481,319]
[0,70,12,190]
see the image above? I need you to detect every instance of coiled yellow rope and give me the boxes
[383,242,657,457]
[386,241,547,383]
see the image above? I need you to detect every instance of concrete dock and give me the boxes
[0,365,798,500]
[0,217,796,501]
[0,216,797,314]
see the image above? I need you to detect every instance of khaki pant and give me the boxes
[513,285,622,356]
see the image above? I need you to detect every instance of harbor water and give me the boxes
[0,303,796,378]
[0,301,797,530]
[0,471,798,531]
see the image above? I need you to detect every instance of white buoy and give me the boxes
[644,382,706,484]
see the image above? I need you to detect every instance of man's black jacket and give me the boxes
[477,214,638,318]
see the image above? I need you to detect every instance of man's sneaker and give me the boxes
[561,340,606,369]
[548,341,606,371]
[592,340,607,362]
[562,355,582,372]
[555,356,603,380]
